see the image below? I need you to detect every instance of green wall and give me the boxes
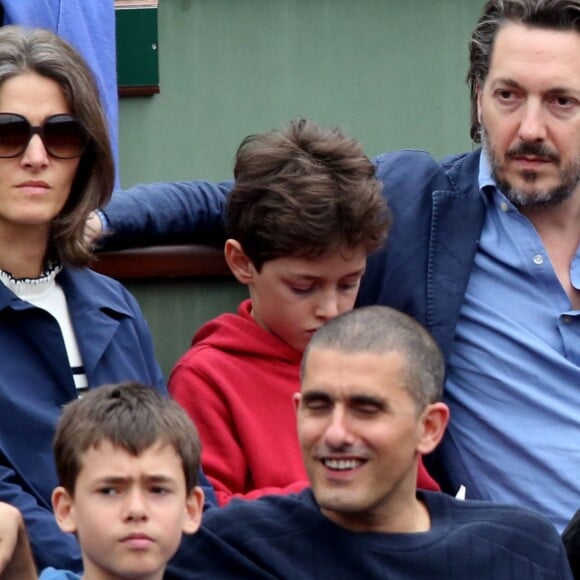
[115,0,484,376]
[125,279,248,378]
[118,0,483,187]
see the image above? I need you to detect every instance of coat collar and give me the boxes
[426,149,486,358]
[0,266,136,380]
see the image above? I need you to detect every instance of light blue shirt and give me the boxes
[444,151,580,532]
[39,568,81,580]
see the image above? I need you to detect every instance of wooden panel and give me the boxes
[92,245,230,279]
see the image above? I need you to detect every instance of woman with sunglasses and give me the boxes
[0,26,166,573]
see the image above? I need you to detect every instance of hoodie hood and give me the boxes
[193,299,302,365]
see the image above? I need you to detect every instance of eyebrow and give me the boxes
[286,267,367,281]
[490,78,523,90]
[143,475,176,484]
[300,391,387,409]
[546,86,580,97]
[300,390,332,404]
[348,395,387,410]
[491,78,579,96]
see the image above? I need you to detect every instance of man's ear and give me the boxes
[52,486,78,534]
[182,486,204,535]
[417,402,450,455]
[293,392,301,413]
[224,239,254,285]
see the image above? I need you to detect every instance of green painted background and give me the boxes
[118,0,483,186]
[116,7,159,90]
[115,0,485,377]
[124,279,248,378]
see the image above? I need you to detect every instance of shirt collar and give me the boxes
[478,148,519,211]
[478,148,497,197]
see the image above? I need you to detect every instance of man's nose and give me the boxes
[323,407,354,449]
[518,101,547,142]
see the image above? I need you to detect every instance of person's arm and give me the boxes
[0,466,81,572]
[0,502,37,580]
[97,180,233,250]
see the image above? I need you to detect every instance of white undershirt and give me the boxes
[0,265,88,395]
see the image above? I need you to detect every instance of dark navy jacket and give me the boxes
[357,149,485,360]
[0,266,166,572]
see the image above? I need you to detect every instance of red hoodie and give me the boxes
[169,299,439,505]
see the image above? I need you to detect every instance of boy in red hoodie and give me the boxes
[169,118,439,505]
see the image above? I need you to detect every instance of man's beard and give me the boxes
[481,125,580,209]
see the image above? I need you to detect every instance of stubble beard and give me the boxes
[481,125,580,209]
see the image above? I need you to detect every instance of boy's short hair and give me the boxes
[227,118,391,271]
[53,382,201,494]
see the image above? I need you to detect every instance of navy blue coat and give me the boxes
[357,149,486,360]
[0,266,165,571]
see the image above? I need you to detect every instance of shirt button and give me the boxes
[500,201,509,212]
[562,315,572,325]
[533,254,544,265]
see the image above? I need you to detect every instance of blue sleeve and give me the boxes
[100,180,233,249]
[0,464,82,572]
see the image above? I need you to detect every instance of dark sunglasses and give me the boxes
[0,113,89,159]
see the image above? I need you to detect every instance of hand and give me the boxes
[0,503,36,579]
[84,210,104,247]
